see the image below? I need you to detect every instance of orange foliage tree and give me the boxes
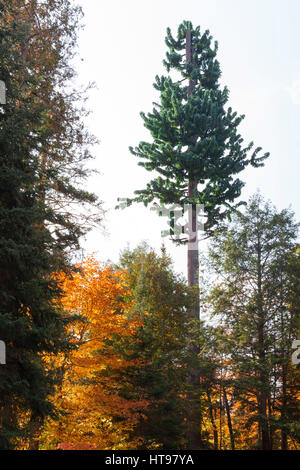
[41,256,147,450]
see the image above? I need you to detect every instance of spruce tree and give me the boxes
[119,21,269,448]
[0,1,101,448]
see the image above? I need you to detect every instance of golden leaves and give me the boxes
[41,256,147,450]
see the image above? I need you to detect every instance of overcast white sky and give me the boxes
[74,0,300,277]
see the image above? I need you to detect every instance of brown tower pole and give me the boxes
[185,28,202,450]
[186,29,199,308]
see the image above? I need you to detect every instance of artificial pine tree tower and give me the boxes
[120,21,269,448]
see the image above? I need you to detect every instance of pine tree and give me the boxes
[119,21,269,448]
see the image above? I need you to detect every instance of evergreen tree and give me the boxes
[207,193,299,449]
[0,1,101,448]
[111,243,191,449]
[119,20,269,448]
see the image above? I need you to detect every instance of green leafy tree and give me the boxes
[106,243,191,449]
[119,21,269,448]
[207,193,299,449]
[107,244,232,450]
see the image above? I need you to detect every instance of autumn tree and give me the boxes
[40,257,147,450]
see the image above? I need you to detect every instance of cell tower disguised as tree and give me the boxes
[119,21,269,448]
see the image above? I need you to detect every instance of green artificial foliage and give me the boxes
[119,21,269,237]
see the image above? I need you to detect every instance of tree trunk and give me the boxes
[207,389,218,449]
[0,400,12,450]
[281,364,288,450]
[257,235,271,450]
[268,398,273,450]
[28,413,42,450]
[223,386,235,450]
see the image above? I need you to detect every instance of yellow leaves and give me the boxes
[41,256,147,450]
[56,256,139,342]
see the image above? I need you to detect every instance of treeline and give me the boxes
[0,1,299,451]
[23,197,299,451]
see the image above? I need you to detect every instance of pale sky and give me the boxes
[74,0,300,277]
